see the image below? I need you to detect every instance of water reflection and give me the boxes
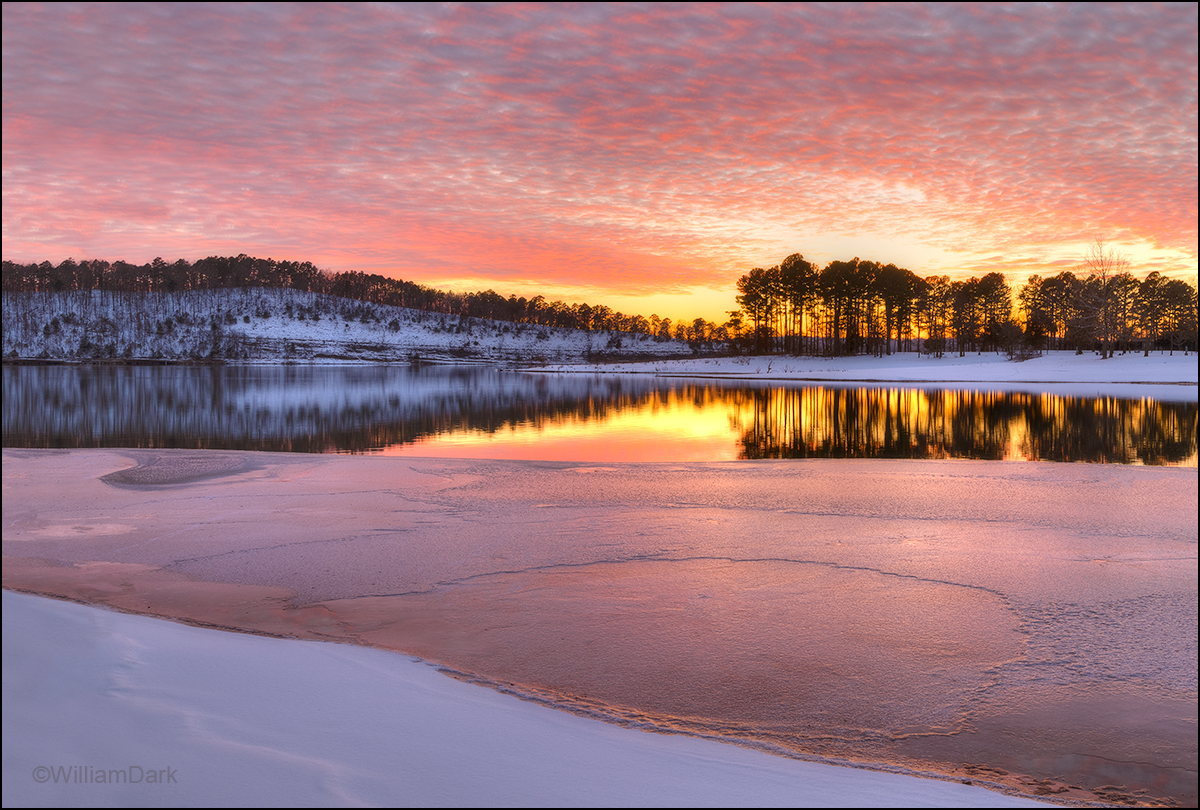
[733,387,1197,465]
[2,364,1195,465]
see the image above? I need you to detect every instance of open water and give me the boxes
[3,364,1196,464]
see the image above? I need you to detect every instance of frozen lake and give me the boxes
[3,447,1196,806]
[2,361,1197,805]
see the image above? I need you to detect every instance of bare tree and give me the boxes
[1078,241,1130,358]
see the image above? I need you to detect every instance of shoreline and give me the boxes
[542,351,1200,403]
[2,588,1055,808]
[0,581,1053,801]
[0,568,1181,808]
[3,448,1195,806]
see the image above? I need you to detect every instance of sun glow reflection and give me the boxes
[375,385,1196,466]
[379,391,739,462]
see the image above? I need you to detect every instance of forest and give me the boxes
[4,246,1197,358]
[0,255,718,344]
[733,247,1198,357]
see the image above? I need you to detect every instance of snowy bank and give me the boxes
[2,591,1050,808]
[547,350,1199,401]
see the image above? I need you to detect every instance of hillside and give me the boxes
[1,289,698,365]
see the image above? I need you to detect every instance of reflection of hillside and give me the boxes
[1,365,702,454]
[734,387,1197,465]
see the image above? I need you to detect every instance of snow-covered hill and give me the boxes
[1,289,699,365]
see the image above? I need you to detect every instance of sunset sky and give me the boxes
[3,2,1197,323]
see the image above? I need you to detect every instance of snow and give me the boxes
[547,351,1199,402]
[7,290,1195,403]
[2,590,1051,808]
[1,289,696,364]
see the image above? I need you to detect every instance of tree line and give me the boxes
[5,247,1196,356]
[732,246,1198,356]
[1,255,726,345]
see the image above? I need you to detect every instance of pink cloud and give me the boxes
[3,2,1196,317]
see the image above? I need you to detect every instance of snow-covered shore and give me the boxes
[549,351,1200,401]
[6,291,1196,402]
[2,590,1051,808]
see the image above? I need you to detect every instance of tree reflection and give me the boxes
[1,364,676,454]
[733,386,1196,464]
[2,366,1195,465]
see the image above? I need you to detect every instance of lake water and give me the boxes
[3,364,1196,465]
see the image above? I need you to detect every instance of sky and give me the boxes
[3,2,1197,324]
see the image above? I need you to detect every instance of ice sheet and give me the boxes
[3,449,1196,805]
